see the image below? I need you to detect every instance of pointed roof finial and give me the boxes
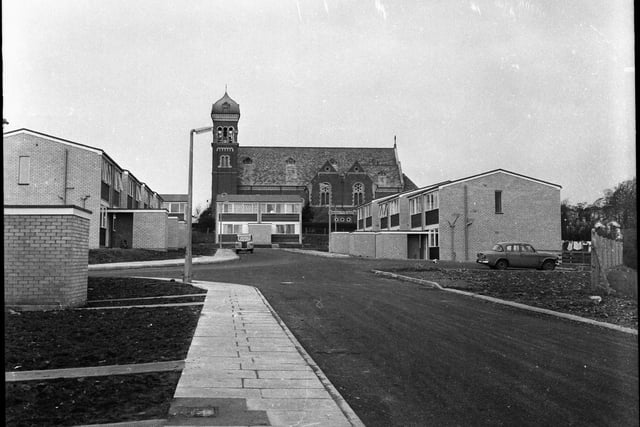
[394,135,397,148]
[225,84,228,93]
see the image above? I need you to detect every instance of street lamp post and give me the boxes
[184,126,213,283]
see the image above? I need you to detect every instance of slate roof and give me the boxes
[159,194,188,202]
[237,146,405,188]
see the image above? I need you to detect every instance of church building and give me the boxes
[209,91,417,241]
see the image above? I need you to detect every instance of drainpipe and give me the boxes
[448,214,460,261]
[63,149,74,204]
[464,185,468,261]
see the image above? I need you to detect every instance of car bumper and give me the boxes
[476,259,489,264]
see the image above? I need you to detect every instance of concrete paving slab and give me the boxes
[164,279,364,427]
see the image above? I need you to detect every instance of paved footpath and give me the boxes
[165,280,365,427]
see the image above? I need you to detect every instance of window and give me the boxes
[389,200,399,215]
[221,224,242,234]
[379,203,389,217]
[100,207,108,229]
[114,172,123,192]
[495,191,503,213]
[353,182,364,206]
[170,203,186,213]
[506,244,518,252]
[409,197,420,215]
[275,224,296,234]
[364,204,371,218]
[241,203,255,213]
[425,192,439,211]
[101,159,113,185]
[319,183,331,206]
[219,155,231,168]
[427,228,439,247]
[18,156,30,184]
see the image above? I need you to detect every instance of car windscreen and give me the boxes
[492,244,504,252]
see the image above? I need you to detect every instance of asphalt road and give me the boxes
[91,249,639,426]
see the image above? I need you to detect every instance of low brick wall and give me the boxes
[4,206,91,310]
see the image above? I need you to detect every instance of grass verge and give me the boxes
[4,277,204,425]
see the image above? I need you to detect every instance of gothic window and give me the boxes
[319,182,331,206]
[219,155,231,168]
[228,127,235,142]
[217,127,223,141]
[353,182,364,206]
[286,157,296,165]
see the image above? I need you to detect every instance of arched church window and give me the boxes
[228,127,234,143]
[319,182,331,206]
[223,128,228,139]
[219,155,231,168]
[286,157,296,165]
[217,127,223,141]
[353,182,364,206]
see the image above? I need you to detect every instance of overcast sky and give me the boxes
[3,0,635,208]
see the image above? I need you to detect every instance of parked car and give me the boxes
[476,242,560,270]
[235,234,254,254]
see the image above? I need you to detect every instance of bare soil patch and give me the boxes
[4,277,204,426]
[389,266,638,329]
[88,243,217,264]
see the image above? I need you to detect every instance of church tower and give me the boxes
[211,91,240,206]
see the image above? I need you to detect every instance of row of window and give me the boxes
[221,224,296,234]
[409,192,439,215]
[319,182,365,206]
[216,126,236,142]
[220,202,300,214]
[359,189,505,222]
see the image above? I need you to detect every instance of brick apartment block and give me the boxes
[345,169,562,261]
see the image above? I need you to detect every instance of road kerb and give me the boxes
[372,270,638,336]
[254,287,367,427]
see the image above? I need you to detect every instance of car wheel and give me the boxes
[495,259,508,270]
[541,260,556,270]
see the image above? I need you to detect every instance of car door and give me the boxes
[519,244,539,268]
[504,244,521,267]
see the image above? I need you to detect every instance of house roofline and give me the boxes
[439,168,562,189]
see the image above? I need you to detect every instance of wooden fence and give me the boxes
[590,230,624,291]
[561,250,591,266]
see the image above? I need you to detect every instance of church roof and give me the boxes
[237,146,405,188]
[211,91,240,115]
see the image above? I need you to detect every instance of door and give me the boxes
[504,244,521,267]
[519,244,539,268]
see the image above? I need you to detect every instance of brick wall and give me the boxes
[167,217,179,249]
[439,172,561,261]
[4,207,91,310]
[132,211,168,251]
[4,133,104,249]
